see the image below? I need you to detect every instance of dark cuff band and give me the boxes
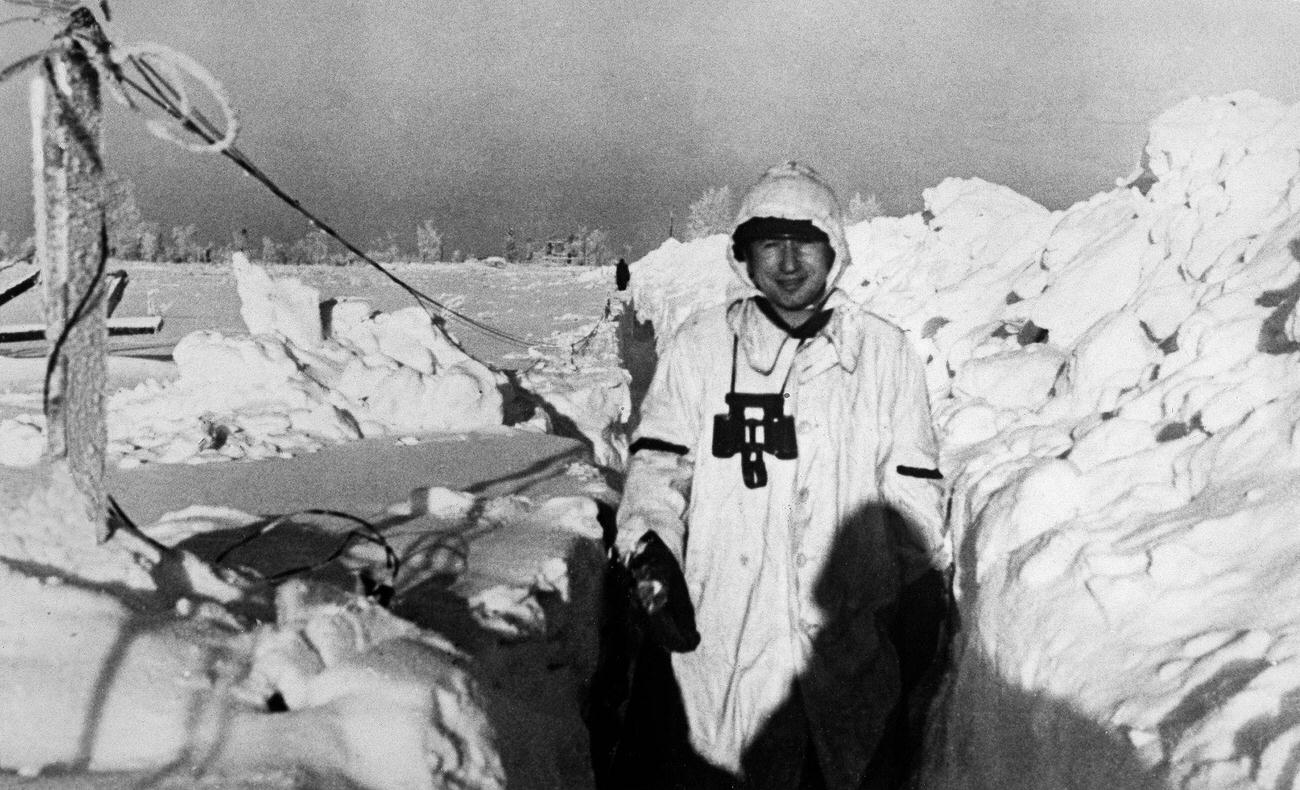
[631,437,689,456]
[897,465,943,480]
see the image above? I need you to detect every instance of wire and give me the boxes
[108,48,538,349]
[213,508,403,597]
[0,14,45,28]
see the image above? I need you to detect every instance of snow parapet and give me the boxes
[629,91,1300,789]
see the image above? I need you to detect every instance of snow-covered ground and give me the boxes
[632,91,1300,789]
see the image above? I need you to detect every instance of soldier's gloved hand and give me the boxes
[627,531,700,653]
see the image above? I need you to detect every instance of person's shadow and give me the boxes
[586,501,952,790]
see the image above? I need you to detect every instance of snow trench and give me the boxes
[630,91,1300,789]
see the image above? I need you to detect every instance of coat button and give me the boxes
[796,553,807,568]
[739,554,750,567]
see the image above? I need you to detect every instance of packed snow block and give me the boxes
[950,343,1065,410]
[234,252,323,348]
[172,330,314,400]
[1066,417,1157,472]
[918,177,1056,290]
[1176,391,1300,495]
[1127,280,1199,344]
[1016,193,1153,349]
[934,400,1007,449]
[969,459,1085,583]
[1048,311,1161,417]
[1145,92,1300,284]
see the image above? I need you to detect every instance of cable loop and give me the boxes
[112,42,238,153]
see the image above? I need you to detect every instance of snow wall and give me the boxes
[631,91,1300,789]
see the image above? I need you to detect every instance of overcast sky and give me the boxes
[2,1,1298,258]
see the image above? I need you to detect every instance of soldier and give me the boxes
[616,162,949,789]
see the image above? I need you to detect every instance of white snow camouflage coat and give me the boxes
[617,162,949,788]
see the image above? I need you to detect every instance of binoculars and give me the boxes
[712,392,798,488]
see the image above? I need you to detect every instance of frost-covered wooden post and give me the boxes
[31,11,109,541]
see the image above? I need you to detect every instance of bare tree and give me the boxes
[292,225,333,265]
[846,192,883,224]
[686,185,734,240]
[416,220,444,262]
[260,236,282,264]
[169,224,199,262]
[504,227,519,263]
[137,223,160,261]
[105,174,145,260]
[583,227,613,266]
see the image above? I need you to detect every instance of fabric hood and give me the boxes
[725,161,852,307]
[723,162,857,374]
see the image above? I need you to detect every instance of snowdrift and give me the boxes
[630,91,1300,789]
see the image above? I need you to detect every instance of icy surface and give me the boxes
[631,92,1300,789]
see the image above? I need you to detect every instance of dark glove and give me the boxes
[626,531,700,653]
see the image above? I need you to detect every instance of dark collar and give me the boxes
[753,297,834,339]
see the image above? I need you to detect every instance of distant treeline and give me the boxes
[0,178,883,267]
[0,175,624,267]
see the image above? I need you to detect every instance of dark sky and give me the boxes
[2,1,1298,258]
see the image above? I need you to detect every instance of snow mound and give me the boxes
[0,568,505,790]
[102,255,504,467]
[631,91,1300,790]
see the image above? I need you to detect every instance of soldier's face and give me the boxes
[744,237,834,314]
